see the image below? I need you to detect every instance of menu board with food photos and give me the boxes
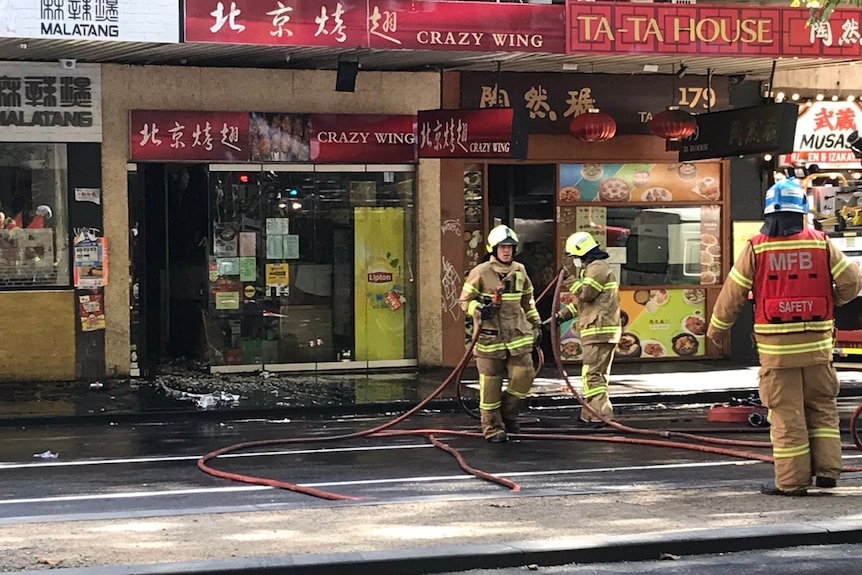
[558,163,721,204]
[558,287,707,362]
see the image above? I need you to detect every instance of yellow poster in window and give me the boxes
[733,221,763,264]
[354,207,405,361]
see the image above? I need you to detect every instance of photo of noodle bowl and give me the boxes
[672,333,700,356]
[641,340,666,358]
[616,332,641,358]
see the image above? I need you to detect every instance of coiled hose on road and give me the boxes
[199,270,862,500]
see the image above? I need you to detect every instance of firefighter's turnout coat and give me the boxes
[558,259,622,345]
[707,227,862,492]
[708,228,859,368]
[459,256,542,358]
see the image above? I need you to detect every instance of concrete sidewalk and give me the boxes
[4,480,862,574]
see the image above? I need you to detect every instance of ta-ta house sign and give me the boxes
[0,62,102,142]
[0,0,180,42]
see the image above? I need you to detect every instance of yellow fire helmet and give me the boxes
[486,224,519,253]
[565,231,598,257]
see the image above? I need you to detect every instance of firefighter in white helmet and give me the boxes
[707,178,862,496]
[555,231,621,428]
[459,224,543,443]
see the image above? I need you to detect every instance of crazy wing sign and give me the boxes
[779,101,862,169]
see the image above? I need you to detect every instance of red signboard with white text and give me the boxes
[567,1,862,59]
[185,0,565,53]
[417,108,527,159]
[130,111,418,163]
[310,114,416,163]
[130,110,249,161]
[778,101,862,169]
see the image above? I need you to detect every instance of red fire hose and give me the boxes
[198,269,862,500]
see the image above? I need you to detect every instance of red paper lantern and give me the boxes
[650,106,696,140]
[569,108,617,143]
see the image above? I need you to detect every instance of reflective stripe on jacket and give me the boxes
[459,257,541,359]
[707,234,862,369]
[558,259,621,345]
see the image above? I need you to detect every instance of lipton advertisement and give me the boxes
[559,288,707,361]
[558,163,721,204]
[354,207,406,361]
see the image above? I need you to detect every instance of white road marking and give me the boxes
[5,457,861,506]
[0,443,433,470]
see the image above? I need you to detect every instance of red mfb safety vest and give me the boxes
[751,229,833,334]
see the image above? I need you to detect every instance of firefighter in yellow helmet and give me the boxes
[707,178,861,496]
[459,224,543,443]
[555,231,621,428]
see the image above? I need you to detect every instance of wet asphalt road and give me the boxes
[1,405,860,524]
[435,544,862,574]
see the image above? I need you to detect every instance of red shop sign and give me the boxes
[366,1,564,53]
[130,111,250,161]
[417,108,527,159]
[310,114,417,163]
[185,0,565,54]
[567,1,862,59]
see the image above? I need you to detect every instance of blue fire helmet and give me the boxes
[764,178,808,215]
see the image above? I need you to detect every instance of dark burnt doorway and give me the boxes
[129,163,210,376]
[487,164,557,358]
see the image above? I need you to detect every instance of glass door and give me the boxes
[206,164,416,372]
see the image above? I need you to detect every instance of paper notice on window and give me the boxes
[239,257,256,281]
[217,257,240,276]
[266,218,290,235]
[239,232,257,257]
[266,235,284,259]
[266,263,290,286]
[75,187,101,205]
[215,291,240,310]
[283,234,299,259]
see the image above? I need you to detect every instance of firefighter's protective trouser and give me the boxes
[580,342,616,422]
[758,363,842,492]
[476,353,535,439]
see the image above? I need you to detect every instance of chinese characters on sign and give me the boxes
[185,0,566,53]
[460,72,730,136]
[567,1,862,59]
[679,103,799,162]
[130,111,250,161]
[0,0,179,42]
[0,61,101,142]
[416,109,526,159]
[778,101,862,169]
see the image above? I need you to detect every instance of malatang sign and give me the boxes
[567,0,862,59]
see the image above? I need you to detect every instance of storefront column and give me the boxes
[417,158,443,367]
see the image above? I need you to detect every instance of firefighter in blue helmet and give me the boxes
[707,177,862,495]
[459,225,543,443]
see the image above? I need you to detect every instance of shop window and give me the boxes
[0,144,69,288]
[207,169,416,367]
[556,162,722,287]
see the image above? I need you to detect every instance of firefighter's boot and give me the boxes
[501,391,522,434]
[480,409,508,443]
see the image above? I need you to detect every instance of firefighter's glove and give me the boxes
[707,326,728,347]
[533,327,543,348]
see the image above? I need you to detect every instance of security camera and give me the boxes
[59,58,76,70]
